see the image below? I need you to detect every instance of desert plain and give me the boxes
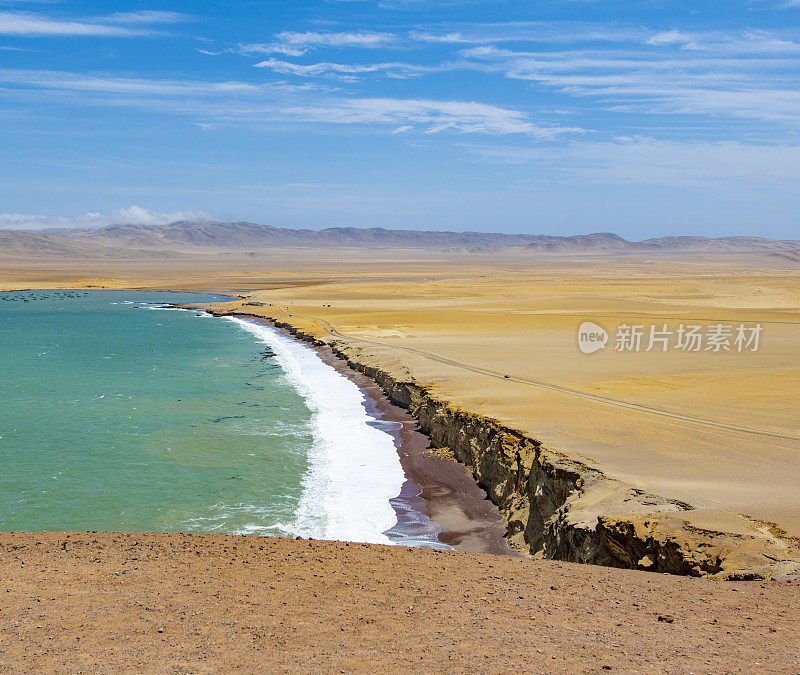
[4,244,796,535]
[230,250,800,542]
[1,240,799,669]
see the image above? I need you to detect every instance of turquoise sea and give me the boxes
[0,290,322,535]
[0,289,446,546]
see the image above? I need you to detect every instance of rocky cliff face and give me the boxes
[212,308,800,580]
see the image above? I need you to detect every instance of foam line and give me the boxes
[227,317,407,545]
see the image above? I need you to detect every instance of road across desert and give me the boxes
[275,305,800,442]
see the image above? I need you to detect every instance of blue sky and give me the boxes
[1,0,799,238]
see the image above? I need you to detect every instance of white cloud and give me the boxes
[0,68,582,137]
[239,42,306,57]
[278,97,584,136]
[409,30,473,43]
[94,11,190,26]
[646,30,696,47]
[0,206,209,230]
[456,37,800,123]
[0,69,262,95]
[240,30,396,56]
[0,9,191,37]
[645,28,800,54]
[409,22,645,46]
[253,57,435,78]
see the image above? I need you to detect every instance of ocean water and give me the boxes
[0,290,438,545]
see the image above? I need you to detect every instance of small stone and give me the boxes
[657,615,675,623]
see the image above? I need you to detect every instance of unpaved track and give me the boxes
[276,307,800,442]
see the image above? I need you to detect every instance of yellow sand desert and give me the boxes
[2,246,798,554]
[3,244,800,671]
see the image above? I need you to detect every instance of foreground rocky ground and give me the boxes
[0,533,797,672]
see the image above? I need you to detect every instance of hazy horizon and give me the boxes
[3,216,799,244]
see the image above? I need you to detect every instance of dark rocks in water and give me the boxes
[210,415,247,423]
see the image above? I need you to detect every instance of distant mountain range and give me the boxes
[3,221,800,256]
[0,230,171,259]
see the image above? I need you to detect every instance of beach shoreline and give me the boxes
[4,284,799,578]
[217,313,517,556]
[0,287,514,555]
[201,299,800,580]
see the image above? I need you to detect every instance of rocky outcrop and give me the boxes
[597,515,800,579]
[209,307,800,580]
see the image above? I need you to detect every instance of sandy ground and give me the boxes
[2,248,798,539]
[0,532,798,673]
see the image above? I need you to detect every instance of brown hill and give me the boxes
[14,221,800,253]
[0,231,175,258]
[767,249,800,263]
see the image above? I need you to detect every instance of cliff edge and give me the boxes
[205,302,800,580]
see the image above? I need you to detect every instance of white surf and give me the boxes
[227,317,406,545]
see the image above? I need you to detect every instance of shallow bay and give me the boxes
[0,290,318,535]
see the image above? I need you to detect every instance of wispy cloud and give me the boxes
[240,30,396,56]
[409,22,646,46]
[253,57,437,79]
[0,205,209,231]
[0,9,191,37]
[232,22,800,126]
[0,68,264,95]
[454,36,800,123]
[277,97,583,136]
[0,68,581,138]
[645,28,800,54]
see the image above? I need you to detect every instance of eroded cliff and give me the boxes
[208,306,800,580]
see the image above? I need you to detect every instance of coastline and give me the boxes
[222,314,517,556]
[202,301,800,580]
[4,287,799,577]
[0,288,514,555]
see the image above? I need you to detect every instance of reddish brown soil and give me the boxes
[0,532,797,672]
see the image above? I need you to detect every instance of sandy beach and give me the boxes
[255,317,515,555]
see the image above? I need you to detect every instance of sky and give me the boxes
[1,0,799,238]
